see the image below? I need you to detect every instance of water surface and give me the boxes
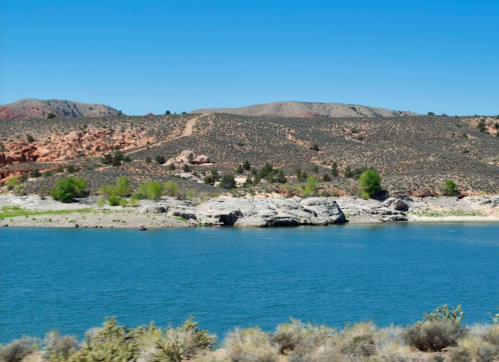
[1,223,498,342]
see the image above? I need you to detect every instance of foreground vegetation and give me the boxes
[3,306,499,362]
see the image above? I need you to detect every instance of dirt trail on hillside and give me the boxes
[182,114,205,137]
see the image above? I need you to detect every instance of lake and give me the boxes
[1,222,498,342]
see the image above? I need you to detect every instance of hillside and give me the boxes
[0,113,499,196]
[192,101,418,118]
[0,99,123,119]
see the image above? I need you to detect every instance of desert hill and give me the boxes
[192,101,418,118]
[0,99,123,119]
[1,112,499,197]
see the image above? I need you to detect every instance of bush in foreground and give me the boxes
[0,336,38,362]
[225,327,277,362]
[50,177,86,203]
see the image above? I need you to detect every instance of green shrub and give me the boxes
[164,181,179,196]
[168,163,176,170]
[138,181,163,200]
[182,164,191,172]
[312,165,319,173]
[236,164,244,174]
[47,113,56,119]
[115,176,132,197]
[30,169,41,178]
[444,180,457,196]
[119,198,129,207]
[0,337,38,362]
[68,317,138,362]
[243,160,251,170]
[225,327,277,362]
[50,177,87,203]
[6,177,18,186]
[304,176,318,196]
[66,165,78,174]
[358,169,381,197]
[109,196,120,207]
[97,198,106,208]
[19,173,28,183]
[477,119,487,132]
[56,165,64,173]
[145,157,152,163]
[203,175,215,185]
[331,162,339,177]
[128,196,140,207]
[322,174,331,182]
[402,319,466,352]
[26,134,34,143]
[43,331,78,362]
[220,175,236,189]
[155,155,166,164]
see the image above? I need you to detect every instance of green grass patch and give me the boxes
[0,206,93,221]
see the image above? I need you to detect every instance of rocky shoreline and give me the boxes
[1,194,499,229]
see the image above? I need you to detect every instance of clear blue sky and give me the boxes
[1,0,498,116]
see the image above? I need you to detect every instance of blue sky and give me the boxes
[1,0,498,115]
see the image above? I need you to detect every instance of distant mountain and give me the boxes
[0,99,123,119]
[192,101,418,118]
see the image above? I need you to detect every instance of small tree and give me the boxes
[427,112,435,116]
[183,164,192,172]
[188,153,194,164]
[476,119,487,132]
[165,110,171,115]
[275,169,287,184]
[304,176,319,196]
[47,113,56,119]
[50,176,87,203]
[236,164,244,174]
[242,160,251,170]
[30,169,41,178]
[443,180,457,196]
[311,143,320,152]
[331,162,339,177]
[145,156,152,163]
[115,176,132,197]
[164,181,179,196]
[101,154,113,165]
[26,134,34,143]
[168,163,176,170]
[220,175,236,189]
[155,155,166,164]
[358,169,381,197]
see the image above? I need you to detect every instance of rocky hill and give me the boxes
[192,101,418,118]
[0,99,123,119]
[0,112,498,197]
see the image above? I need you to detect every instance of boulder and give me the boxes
[192,155,210,164]
[141,205,168,214]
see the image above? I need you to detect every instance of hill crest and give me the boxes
[192,101,418,118]
[0,99,123,119]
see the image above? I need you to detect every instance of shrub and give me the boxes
[30,169,41,178]
[243,160,251,170]
[312,165,319,173]
[203,175,215,185]
[101,154,112,165]
[97,198,106,208]
[115,176,132,197]
[155,155,166,165]
[331,162,339,177]
[444,180,457,196]
[56,165,64,173]
[43,331,78,361]
[210,168,220,180]
[119,198,129,207]
[322,174,331,182]
[6,176,18,186]
[0,336,38,362]
[358,169,381,197]
[428,112,435,116]
[164,181,179,196]
[168,163,176,170]
[68,317,139,362]
[108,196,120,206]
[182,164,191,172]
[19,173,28,183]
[423,305,465,322]
[275,169,287,184]
[148,317,215,362]
[304,176,318,196]
[477,119,487,132]
[220,175,236,189]
[236,164,244,174]
[123,155,132,163]
[145,157,152,163]
[225,327,277,362]
[26,134,34,143]
[138,181,163,200]
[128,195,140,207]
[50,177,87,203]
[402,319,466,352]
[66,165,79,174]
[112,152,124,167]
[311,143,320,152]
[47,113,56,119]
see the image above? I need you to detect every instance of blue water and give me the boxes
[1,223,499,342]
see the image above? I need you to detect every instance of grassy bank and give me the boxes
[2,306,499,362]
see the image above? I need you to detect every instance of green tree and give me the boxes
[139,181,163,200]
[358,169,382,197]
[275,169,287,184]
[236,164,244,174]
[242,160,251,170]
[331,162,339,176]
[50,176,87,203]
[183,164,192,172]
[427,112,435,116]
[168,163,176,170]
[26,134,34,143]
[311,143,320,151]
[47,113,56,119]
[220,175,236,189]
[443,180,457,196]
[304,176,319,196]
[164,181,179,196]
[101,154,113,165]
[115,176,132,197]
[165,110,171,115]
[155,155,166,164]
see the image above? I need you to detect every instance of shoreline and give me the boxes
[1,194,498,229]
